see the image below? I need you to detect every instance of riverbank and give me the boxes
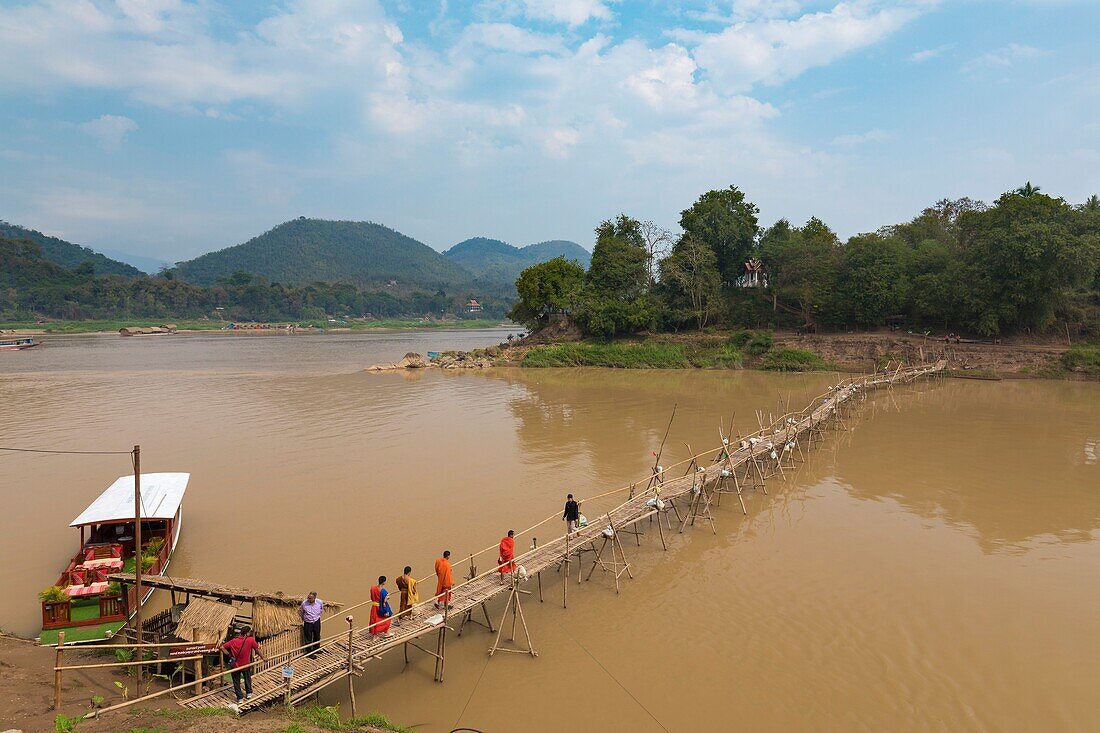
[0,633,404,733]
[498,329,1098,379]
[0,319,511,336]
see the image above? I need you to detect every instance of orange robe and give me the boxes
[369,585,392,635]
[434,557,454,604]
[497,536,516,574]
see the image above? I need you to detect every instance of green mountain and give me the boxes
[0,221,142,276]
[444,237,590,284]
[173,218,474,289]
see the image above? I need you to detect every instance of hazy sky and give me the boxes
[1,0,1097,261]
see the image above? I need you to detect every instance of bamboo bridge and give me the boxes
[167,361,946,714]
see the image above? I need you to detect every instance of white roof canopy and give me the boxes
[70,473,189,527]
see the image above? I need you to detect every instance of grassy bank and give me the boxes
[1062,344,1100,375]
[518,333,827,370]
[1,318,510,334]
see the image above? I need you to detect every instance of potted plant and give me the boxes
[140,552,156,572]
[40,585,70,625]
[105,581,122,598]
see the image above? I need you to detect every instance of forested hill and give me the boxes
[172,218,474,288]
[444,237,590,283]
[0,221,142,277]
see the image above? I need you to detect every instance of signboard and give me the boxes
[281,665,295,678]
[168,642,219,658]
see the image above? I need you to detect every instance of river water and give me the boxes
[1,330,1098,731]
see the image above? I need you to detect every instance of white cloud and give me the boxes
[964,43,1045,71]
[461,23,566,54]
[542,127,581,157]
[831,128,894,147]
[78,114,138,150]
[690,1,931,92]
[517,0,614,26]
[909,42,952,62]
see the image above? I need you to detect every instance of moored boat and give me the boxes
[38,472,188,645]
[0,337,39,350]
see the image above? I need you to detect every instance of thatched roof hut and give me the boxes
[174,598,238,645]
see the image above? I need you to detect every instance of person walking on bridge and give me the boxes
[498,530,516,582]
[369,576,393,636]
[563,494,581,535]
[299,591,323,657]
[435,550,454,609]
[395,566,418,625]
[222,626,265,705]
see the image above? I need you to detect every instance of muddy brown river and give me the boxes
[2,331,1098,731]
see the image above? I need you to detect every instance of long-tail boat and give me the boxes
[0,337,39,350]
[38,473,189,645]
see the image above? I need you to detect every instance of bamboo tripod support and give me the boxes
[584,513,634,593]
[679,468,717,535]
[488,571,537,657]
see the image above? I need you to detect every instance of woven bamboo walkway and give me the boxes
[179,361,945,713]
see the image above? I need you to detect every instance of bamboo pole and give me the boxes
[53,631,64,710]
[133,444,143,690]
[533,537,543,603]
[55,654,204,671]
[346,616,357,717]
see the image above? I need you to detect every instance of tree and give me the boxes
[660,235,722,328]
[639,220,673,285]
[577,214,654,338]
[837,233,911,326]
[1079,194,1100,213]
[679,185,760,286]
[958,191,1096,334]
[508,257,586,330]
[1015,181,1042,197]
[758,217,841,329]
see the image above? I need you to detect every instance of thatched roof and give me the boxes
[109,573,341,609]
[252,599,306,638]
[175,598,238,645]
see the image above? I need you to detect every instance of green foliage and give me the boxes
[128,728,165,733]
[1,236,511,322]
[39,585,68,603]
[90,695,105,709]
[286,725,308,733]
[297,705,343,730]
[745,330,773,356]
[1,220,141,276]
[760,347,829,372]
[106,581,122,597]
[509,257,586,330]
[678,186,760,285]
[1063,344,1100,375]
[758,217,841,329]
[522,342,740,369]
[143,536,165,554]
[575,215,655,338]
[660,235,722,328]
[444,237,590,285]
[346,712,413,732]
[54,713,82,733]
[172,219,473,290]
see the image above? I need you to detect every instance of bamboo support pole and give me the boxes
[346,616,357,717]
[53,631,64,711]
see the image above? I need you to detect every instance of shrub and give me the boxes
[746,330,774,356]
[347,712,413,732]
[143,536,165,554]
[39,585,68,603]
[760,347,828,372]
[728,329,754,347]
[106,581,122,597]
[54,714,81,733]
[298,705,342,731]
[1063,344,1100,375]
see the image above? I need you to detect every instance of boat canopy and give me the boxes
[70,472,189,527]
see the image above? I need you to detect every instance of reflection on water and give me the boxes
[1,333,1098,731]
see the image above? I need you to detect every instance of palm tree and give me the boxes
[1015,181,1041,197]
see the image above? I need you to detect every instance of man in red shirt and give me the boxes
[222,625,265,704]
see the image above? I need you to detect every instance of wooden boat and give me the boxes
[119,324,177,336]
[38,473,188,645]
[0,337,39,350]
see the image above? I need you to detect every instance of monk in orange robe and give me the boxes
[434,550,454,608]
[497,530,516,580]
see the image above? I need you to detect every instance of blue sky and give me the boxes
[1,0,1097,262]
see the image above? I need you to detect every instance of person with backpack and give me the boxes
[222,626,265,705]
